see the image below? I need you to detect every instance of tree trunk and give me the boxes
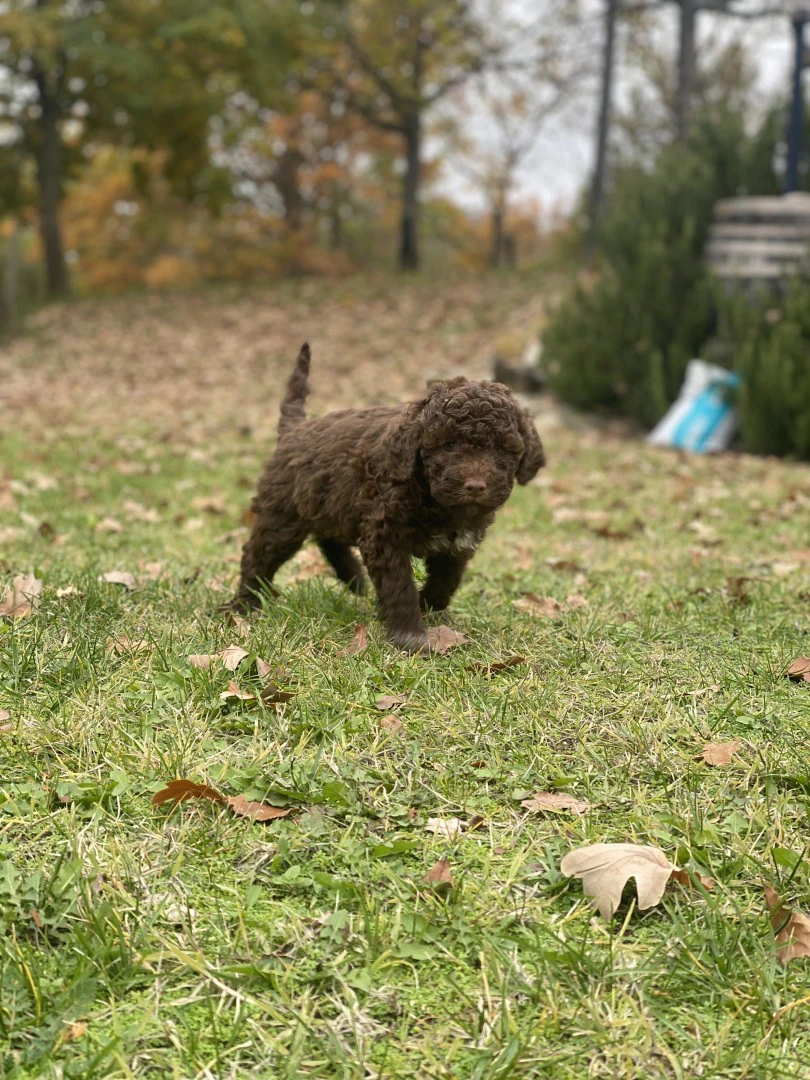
[675,0,696,143]
[398,117,421,271]
[785,17,806,192]
[276,147,305,233]
[489,202,505,268]
[1,221,21,332]
[586,0,617,255]
[33,74,68,299]
[329,184,344,250]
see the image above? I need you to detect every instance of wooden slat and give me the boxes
[706,259,797,279]
[710,222,810,241]
[714,194,810,218]
[707,240,810,259]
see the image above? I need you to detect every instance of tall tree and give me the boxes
[0,0,281,298]
[306,0,515,271]
[587,0,618,252]
[447,68,577,267]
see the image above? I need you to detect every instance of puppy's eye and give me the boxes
[442,441,456,452]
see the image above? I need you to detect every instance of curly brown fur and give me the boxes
[229,343,545,652]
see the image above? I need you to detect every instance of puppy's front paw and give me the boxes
[390,628,432,654]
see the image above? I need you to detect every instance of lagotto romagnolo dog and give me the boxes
[228,343,545,652]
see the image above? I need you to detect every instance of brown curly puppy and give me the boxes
[230,343,545,652]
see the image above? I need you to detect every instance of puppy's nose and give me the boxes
[464,478,488,494]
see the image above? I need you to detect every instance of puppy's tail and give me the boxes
[278,342,311,437]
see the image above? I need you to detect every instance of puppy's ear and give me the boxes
[380,401,426,482]
[516,410,545,484]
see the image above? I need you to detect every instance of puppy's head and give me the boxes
[390,377,545,511]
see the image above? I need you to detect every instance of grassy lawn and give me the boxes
[3,274,810,1078]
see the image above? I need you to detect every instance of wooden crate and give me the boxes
[707,193,810,285]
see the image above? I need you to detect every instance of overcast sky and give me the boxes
[438,2,795,220]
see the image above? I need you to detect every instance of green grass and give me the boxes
[3,276,810,1077]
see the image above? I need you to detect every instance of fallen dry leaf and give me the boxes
[55,585,81,598]
[425,625,468,654]
[220,681,256,702]
[192,494,226,515]
[565,592,588,610]
[256,657,274,682]
[62,1021,88,1042]
[469,655,527,674]
[589,521,642,540]
[224,795,293,821]
[188,646,248,671]
[0,573,42,620]
[521,791,591,815]
[152,779,295,824]
[341,623,369,656]
[139,560,165,580]
[379,713,403,733]
[725,576,751,604]
[545,557,585,573]
[376,694,406,711]
[152,779,225,807]
[700,740,741,767]
[560,842,676,920]
[98,571,136,590]
[220,644,248,672]
[122,500,160,524]
[254,658,295,704]
[226,612,250,638]
[106,636,151,656]
[425,817,466,841]
[423,856,454,889]
[669,867,715,891]
[188,653,216,669]
[787,657,810,683]
[286,546,329,583]
[514,592,563,619]
[95,516,123,534]
[772,560,801,577]
[261,682,295,705]
[765,886,810,963]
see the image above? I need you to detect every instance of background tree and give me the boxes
[305,0,522,271]
[0,0,287,298]
[446,70,576,267]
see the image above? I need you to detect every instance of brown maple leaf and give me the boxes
[560,842,677,919]
[521,791,591,815]
[423,857,454,889]
[340,623,369,656]
[787,657,810,683]
[379,714,403,733]
[98,571,136,591]
[152,779,225,807]
[514,593,563,619]
[700,740,741,767]
[0,573,43,620]
[225,795,293,822]
[425,625,468,655]
[765,886,810,964]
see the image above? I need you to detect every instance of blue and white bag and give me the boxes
[648,360,740,453]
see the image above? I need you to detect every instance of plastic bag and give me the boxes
[647,360,740,453]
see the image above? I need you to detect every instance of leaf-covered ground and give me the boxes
[3,273,810,1078]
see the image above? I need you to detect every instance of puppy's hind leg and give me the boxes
[230,508,309,612]
[317,538,367,595]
